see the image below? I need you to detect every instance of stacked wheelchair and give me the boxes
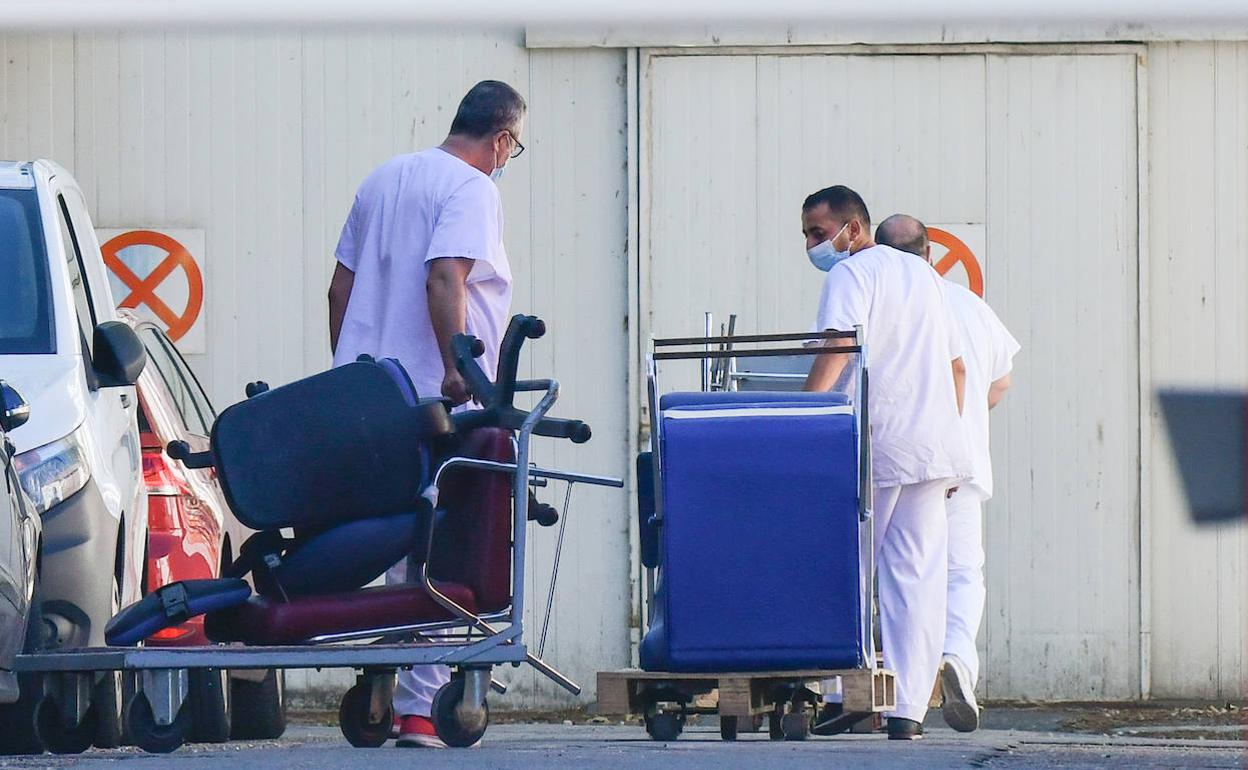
[15,315,621,753]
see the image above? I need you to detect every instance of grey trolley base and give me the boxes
[597,667,896,742]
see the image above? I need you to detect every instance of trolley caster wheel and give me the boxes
[34,696,97,755]
[781,711,811,741]
[338,682,393,748]
[768,707,784,740]
[644,711,684,742]
[124,692,191,754]
[719,715,739,741]
[431,677,489,748]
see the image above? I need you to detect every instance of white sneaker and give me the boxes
[939,654,980,732]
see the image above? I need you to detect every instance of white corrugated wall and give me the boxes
[1146,40,1248,701]
[1,28,1245,704]
[0,29,629,708]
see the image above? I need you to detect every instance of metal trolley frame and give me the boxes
[14,375,622,754]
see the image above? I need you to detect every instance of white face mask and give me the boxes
[807,223,852,272]
[490,164,505,183]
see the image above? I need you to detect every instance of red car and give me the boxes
[125,314,286,743]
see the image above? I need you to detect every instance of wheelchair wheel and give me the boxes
[644,710,684,742]
[768,707,784,740]
[719,715,738,741]
[338,682,392,748]
[431,677,489,748]
[124,691,191,754]
[780,710,811,741]
[34,695,97,755]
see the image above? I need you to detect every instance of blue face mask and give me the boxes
[490,164,505,183]
[807,223,851,272]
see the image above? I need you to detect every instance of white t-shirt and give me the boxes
[946,283,1020,500]
[814,244,972,488]
[332,148,513,398]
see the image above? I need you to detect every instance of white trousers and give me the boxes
[874,480,950,723]
[386,559,450,718]
[944,487,986,687]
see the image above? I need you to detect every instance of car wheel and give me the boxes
[0,572,46,755]
[92,578,124,749]
[229,669,285,740]
[190,668,231,743]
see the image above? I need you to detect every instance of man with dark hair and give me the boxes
[876,213,1019,734]
[802,186,970,740]
[327,79,526,748]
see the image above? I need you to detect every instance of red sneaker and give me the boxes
[395,715,446,749]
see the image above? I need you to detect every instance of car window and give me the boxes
[56,194,96,356]
[139,327,211,437]
[0,188,55,354]
[152,329,216,425]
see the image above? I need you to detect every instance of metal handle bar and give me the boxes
[653,345,861,361]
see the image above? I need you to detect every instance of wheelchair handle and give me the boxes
[450,315,592,444]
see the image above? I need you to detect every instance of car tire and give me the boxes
[190,668,231,743]
[92,578,124,749]
[229,669,285,740]
[0,572,47,755]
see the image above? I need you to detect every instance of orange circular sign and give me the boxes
[928,227,984,297]
[102,230,204,342]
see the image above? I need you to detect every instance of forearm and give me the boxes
[988,373,1012,410]
[952,357,966,415]
[327,263,354,355]
[804,351,850,392]
[427,274,468,371]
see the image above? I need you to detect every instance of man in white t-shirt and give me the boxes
[875,214,1020,734]
[327,80,526,748]
[802,186,971,740]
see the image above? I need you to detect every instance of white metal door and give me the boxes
[641,49,1140,700]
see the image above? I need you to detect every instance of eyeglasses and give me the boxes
[504,130,525,159]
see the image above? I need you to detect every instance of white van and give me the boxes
[0,160,147,749]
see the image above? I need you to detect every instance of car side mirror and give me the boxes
[0,381,30,432]
[93,321,147,387]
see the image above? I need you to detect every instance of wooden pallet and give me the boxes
[597,667,896,719]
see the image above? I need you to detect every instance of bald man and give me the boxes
[875,214,1020,733]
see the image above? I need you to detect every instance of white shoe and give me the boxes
[940,654,980,732]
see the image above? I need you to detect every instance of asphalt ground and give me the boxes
[0,706,1242,770]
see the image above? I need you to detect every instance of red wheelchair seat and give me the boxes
[205,582,478,645]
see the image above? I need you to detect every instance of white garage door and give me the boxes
[641,50,1141,699]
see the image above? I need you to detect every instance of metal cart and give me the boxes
[14,325,623,754]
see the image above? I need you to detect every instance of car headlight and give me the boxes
[13,430,91,516]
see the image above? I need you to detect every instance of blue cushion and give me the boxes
[641,400,865,672]
[271,510,431,597]
[106,579,252,646]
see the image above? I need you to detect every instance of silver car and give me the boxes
[0,383,41,710]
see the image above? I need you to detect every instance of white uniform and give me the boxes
[334,147,512,719]
[942,283,1020,688]
[815,244,971,724]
